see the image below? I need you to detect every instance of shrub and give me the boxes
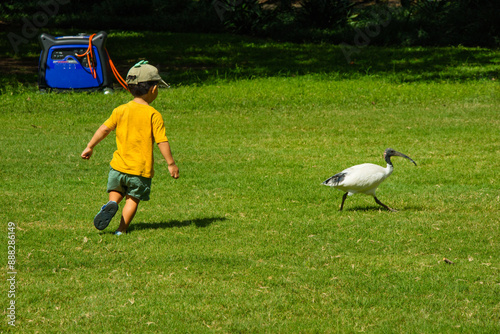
[298,0,355,29]
[213,0,269,35]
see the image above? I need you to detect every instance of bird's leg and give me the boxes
[339,193,348,211]
[374,196,397,212]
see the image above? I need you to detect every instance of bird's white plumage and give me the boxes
[329,163,393,196]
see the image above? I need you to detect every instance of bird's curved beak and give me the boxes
[394,151,417,166]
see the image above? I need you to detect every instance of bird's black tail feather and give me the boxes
[322,172,346,186]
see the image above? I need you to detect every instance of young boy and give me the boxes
[81,61,179,235]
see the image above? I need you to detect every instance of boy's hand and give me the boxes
[158,142,179,179]
[81,147,93,160]
[168,163,179,179]
[81,125,112,160]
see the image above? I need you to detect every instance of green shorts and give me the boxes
[107,167,152,201]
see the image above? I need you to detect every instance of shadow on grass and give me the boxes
[1,30,498,89]
[342,204,423,212]
[104,33,500,84]
[128,216,227,232]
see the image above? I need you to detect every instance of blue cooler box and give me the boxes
[38,31,112,91]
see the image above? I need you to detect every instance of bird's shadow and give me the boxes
[342,205,423,212]
[341,206,383,212]
[128,216,227,232]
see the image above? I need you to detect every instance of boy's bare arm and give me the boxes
[81,124,112,160]
[157,141,179,179]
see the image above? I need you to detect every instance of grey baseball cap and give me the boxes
[126,60,169,87]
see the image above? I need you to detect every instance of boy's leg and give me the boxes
[115,195,140,233]
[109,190,124,204]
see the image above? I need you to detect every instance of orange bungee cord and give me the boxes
[77,33,129,91]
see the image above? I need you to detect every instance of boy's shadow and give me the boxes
[128,216,226,232]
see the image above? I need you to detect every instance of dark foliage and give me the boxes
[298,0,355,30]
[0,0,223,33]
[213,0,270,34]
[1,0,498,47]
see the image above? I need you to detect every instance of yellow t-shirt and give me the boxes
[103,101,168,178]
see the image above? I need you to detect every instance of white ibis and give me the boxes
[322,148,417,211]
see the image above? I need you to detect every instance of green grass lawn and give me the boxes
[1,31,499,333]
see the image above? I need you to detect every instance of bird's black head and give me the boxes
[384,148,417,166]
